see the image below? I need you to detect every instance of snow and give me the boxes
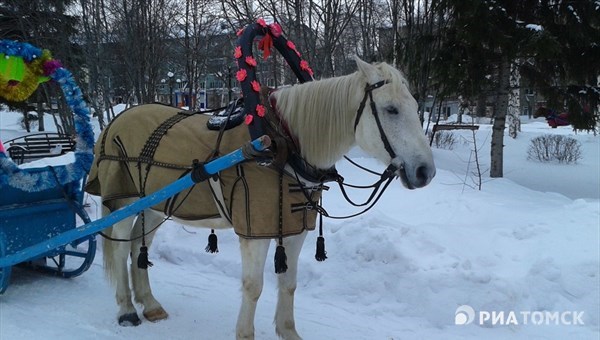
[526,24,543,32]
[1,108,599,339]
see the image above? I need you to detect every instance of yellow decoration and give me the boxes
[0,49,53,102]
[0,54,25,82]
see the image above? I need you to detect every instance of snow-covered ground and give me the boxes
[0,108,598,340]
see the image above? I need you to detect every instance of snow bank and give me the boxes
[0,108,598,339]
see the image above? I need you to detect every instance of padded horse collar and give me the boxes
[266,90,338,184]
[353,80,398,166]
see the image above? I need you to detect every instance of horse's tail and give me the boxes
[84,127,108,196]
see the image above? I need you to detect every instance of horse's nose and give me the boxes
[414,164,435,188]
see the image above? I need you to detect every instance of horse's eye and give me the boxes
[386,106,398,115]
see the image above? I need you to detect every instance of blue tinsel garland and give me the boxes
[0,42,94,192]
[0,40,43,62]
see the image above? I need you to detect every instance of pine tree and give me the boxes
[431,0,599,178]
[520,0,600,132]
[433,0,527,177]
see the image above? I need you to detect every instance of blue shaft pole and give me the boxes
[0,136,270,268]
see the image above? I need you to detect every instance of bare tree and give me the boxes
[180,0,224,110]
[80,0,114,128]
[106,0,182,104]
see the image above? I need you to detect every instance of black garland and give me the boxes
[235,19,314,140]
[235,20,324,271]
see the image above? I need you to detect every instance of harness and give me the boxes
[354,80,398,175]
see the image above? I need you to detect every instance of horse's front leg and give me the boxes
[237,237,270,340]
[275,231,307,340]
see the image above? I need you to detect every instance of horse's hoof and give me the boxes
[144,307,169,322]
[118,313,141,326]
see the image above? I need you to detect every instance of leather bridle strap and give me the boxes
[353,80,397,161]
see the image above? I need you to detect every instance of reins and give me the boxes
[287,159,397,220]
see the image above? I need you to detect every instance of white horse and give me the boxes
[90,57,435,339]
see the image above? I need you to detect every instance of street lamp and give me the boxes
[160,78,166,104]
[167,71,174,106]
[217,66,233,106]
[227,66,232,103]
[175,78,181,107]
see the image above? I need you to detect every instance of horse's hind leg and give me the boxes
[274,231,307,340]
[130,209,168,322]
[236,237,270,340]
[102,200,141,326]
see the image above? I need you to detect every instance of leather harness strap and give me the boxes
[353,80,397,161]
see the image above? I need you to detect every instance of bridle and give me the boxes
[353,80,398,175]
[289,80,405,220]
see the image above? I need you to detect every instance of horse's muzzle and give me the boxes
[397,162,436,190]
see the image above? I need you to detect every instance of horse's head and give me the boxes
[353,57,435,189]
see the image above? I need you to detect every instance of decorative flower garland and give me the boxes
[235,19,314,140]
[0,40,94,192]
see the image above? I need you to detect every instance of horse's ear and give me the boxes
[354,56,381,84]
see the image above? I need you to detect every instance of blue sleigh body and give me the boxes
[0,165,95,293]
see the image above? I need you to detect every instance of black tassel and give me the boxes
[274,245,288,274]
[315,206,327,262]
[205,230,219,253]
[137,246,153,269]
[315,236,327,261]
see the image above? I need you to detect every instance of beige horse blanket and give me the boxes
[85,104,321,238]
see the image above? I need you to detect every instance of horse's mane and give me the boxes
[273,62,407,169]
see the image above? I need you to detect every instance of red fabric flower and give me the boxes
[245,114,254,125]
[236,69,247,82]
[245,56,257,67]
[269,23,282,37]
[236,28,245,36]
[257,18,267,27]
[256,104,266,117]
[287,40,301,57]
[234,46,242,59]
[251,80,261,92]
[300,60,314,77]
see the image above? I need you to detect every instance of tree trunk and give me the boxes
[37,90,45,132]
[475,92,486,123]
[508,61,521,138]
[490,60,510,178]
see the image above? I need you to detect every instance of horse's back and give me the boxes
[86,104,184,199]
[85,103,247,217]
